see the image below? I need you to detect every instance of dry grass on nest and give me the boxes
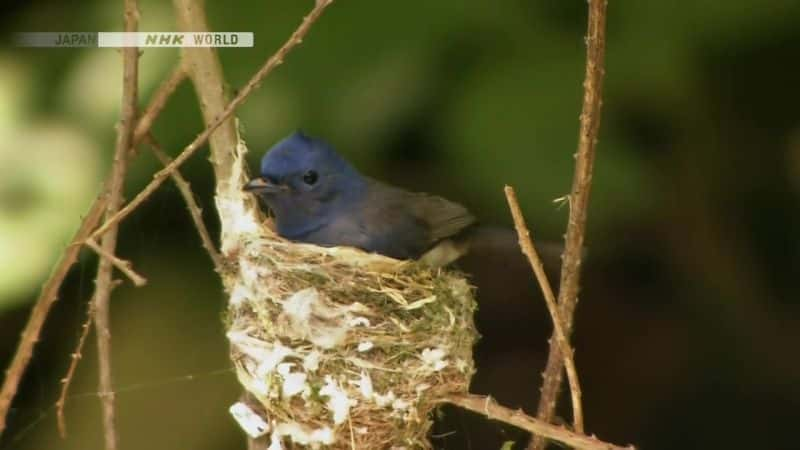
[221,222,479,449]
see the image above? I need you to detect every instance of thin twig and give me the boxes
[89,0,334,241]
[84,238,147,286]
[55,298,96,438]
[0,192,107,436]
[0,44,187,441]
[531,1,608,449]
[145,133,223,270]
[504,186,584,433]
[445,395,633,450]
[92,1,140,448]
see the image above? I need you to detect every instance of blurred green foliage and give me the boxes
[1,0,799,449]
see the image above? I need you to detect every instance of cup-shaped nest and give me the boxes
[222,220,478,449]
[216,138,478,448]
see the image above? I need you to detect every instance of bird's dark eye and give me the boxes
[302,170,319,185]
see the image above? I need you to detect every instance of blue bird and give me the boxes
[243,132,476,262]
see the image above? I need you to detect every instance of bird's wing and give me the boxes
[403,191,476,243]
[354,179,476,259]
[365,179,475,241]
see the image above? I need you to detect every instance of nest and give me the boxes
[217,140,479,449]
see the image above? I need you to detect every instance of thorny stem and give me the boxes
[145,134,223,270]
[0,49,188,441]
[0,0,330,438]
[56,298,97,437]
[84,238,147,286]
[57,63,188,438]
[505,186,584,433]
[91,0,140,448]
[445,395,632,450]
[531,1,608,449]
[90,0,335,241]
[0,192,107,436]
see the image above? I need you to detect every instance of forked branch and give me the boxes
[505,186,584,433]
[531,1,608,449]
[90,0,335,240]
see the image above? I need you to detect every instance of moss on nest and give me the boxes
[218,140,478,449]
[222,228,478,449]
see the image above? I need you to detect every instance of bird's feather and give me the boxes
[248,132,476,261]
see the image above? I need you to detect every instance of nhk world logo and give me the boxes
[15,32,254,48]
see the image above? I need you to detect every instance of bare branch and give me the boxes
[91,0,141,448]
[145,134,223,270]
[445,395,632,450]
[0,34,187,440]
[531,1,608,449]
[505,186,583,433]
[55,298,96,438]
[90,0,335,241]
[0,192,107,435]
[84,238,147,287]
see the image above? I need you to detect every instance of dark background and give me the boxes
[1,0,799,449]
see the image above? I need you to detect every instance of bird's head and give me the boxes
[244,132,365,236]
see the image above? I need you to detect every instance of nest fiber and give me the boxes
[219,142,478,449]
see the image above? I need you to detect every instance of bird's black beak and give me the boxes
[243,177,286,194]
